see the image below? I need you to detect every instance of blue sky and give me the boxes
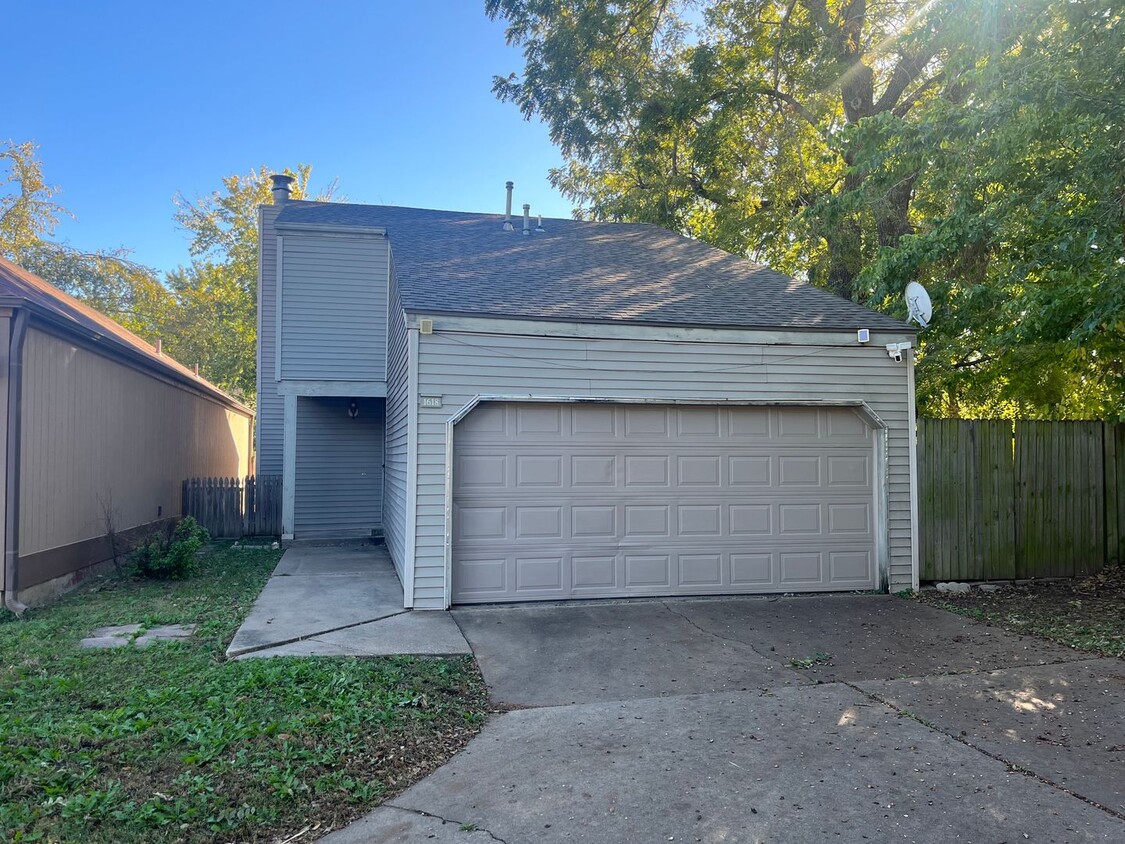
[5,0,568,274]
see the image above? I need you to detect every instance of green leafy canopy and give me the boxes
[488,0,1125,419]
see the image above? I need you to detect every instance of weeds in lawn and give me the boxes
[786,652,832,669]
[910,568,1125,659]
[0,542,489,843]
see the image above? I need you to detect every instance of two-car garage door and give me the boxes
[451,402,877,604]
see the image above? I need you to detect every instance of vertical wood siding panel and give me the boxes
[410,330,914,608]
[294,395,384,537]
[279,234,388,380]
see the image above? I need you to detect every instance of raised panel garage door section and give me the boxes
[451,403,877,603]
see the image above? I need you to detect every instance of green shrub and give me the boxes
[130,517,210,580]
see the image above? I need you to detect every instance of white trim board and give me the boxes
[907,347,921,591]
[274,235,284,383]
[277,380,388,397]
[281,393,297,540]
[405,313,916,348]
[404,324,420,609]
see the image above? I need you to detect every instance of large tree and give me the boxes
[487,0,1125,419]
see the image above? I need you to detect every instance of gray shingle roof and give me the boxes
[274,201,911,333]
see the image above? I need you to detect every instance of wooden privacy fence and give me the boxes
[919,419,1124,581]
[182,475,283,538]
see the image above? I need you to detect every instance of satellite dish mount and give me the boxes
[905,281,933,328]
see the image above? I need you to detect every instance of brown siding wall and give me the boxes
[17,326,252,587]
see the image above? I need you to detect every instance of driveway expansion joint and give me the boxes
[840,678,1125,822]
[449,611,478,658]
[225,610,411,658]
[384,803,509,843]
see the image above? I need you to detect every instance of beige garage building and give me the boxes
[0,257,253,611]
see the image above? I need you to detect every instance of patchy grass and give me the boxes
[910,566,1125,659]
[0,543,489,843]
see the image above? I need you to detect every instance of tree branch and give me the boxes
[754,87,820,129]
[771,0,800,90]
[891,71,945,117]
[874,47,940,114]
[952,354,996,370]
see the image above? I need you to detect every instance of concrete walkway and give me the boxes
[324,595,1125,843]
[226,541,469,659]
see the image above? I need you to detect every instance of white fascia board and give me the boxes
[274,223,387,237]
[277,380,388,397]
[403,313,913,347]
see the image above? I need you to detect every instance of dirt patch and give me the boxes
[913,566,1125,659]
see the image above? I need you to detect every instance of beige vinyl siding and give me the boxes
[257,205,283,475]
[412,328,914,608]
[294,396,384,538]
[382,263,410,580]
[279,233,388,381]
[18,327,252,562]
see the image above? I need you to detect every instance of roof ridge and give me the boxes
[271,202,911,333]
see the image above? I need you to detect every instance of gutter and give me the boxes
[3,307,28,615]
[0,296,253,417]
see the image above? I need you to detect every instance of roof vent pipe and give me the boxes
[536,214,546,234]
[522,203,531,235]
[270,173,295,205]
[502,181,514,231]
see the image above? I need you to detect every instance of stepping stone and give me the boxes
[80,624,141,649]
[135,624,197,647]
[80,623,196,649]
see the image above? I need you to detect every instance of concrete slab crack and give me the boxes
[226,610,411,658]
[384,803,509,843]
[660,600,781,666]
[840,679,1125,823]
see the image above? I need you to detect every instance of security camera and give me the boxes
[886,341,911,362]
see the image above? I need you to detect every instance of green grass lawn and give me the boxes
[0,543,489,843]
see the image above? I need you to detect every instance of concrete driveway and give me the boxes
[326,595,1125,843]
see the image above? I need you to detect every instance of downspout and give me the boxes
[3,308,28,615]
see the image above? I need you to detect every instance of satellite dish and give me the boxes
[905,281,932,328]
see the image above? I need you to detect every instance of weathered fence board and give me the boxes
[919,419,1016,582]
[1106,424,1124,566]
[921,420,1122,581]
[1015,421,1104,578]
[182,475,282,538]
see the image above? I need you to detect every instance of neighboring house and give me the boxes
[258,176,918,610]
[0,257,253,611]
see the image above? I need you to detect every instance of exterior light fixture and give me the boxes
[348,399,359,419]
